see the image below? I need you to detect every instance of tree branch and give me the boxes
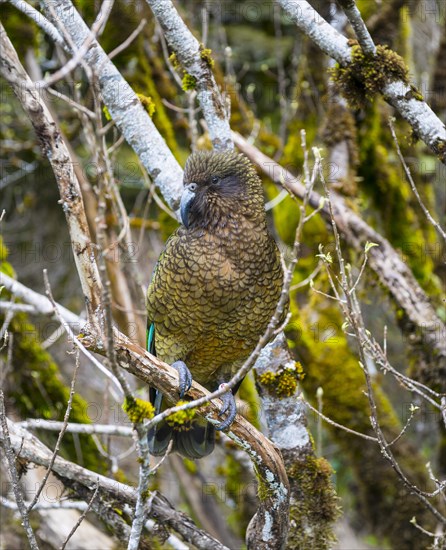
[145,0,232,150]
[42,0,183,211]
[276,0,446,163]
[0,21,103,325]
[0,418,229,550]
[233,131,446,371]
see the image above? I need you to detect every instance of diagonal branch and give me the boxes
[276,0,446,163]
[232,131,446,369]
[42,0,183,211]
[0,21,102,326]
[145,0,232,151]
[0,418,229,550]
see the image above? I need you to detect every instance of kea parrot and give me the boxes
[146,150,285,459]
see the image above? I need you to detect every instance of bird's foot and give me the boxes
[171,360,193,399]
[215,383,237,431]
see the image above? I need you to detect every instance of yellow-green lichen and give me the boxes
[122,396,155,423]
[331,44,409,109]
[137,94,156,117]
[257,363,302,397]
[103,105,112,121]
[182,73,197,91]
[169,52,180,71]
[166,400,196,431]
[199,45,215,68]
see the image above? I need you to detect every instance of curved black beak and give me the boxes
[180,183,197,228]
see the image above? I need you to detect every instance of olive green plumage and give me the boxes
[147,150,285,458]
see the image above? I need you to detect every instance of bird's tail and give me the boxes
[147,419,215,459]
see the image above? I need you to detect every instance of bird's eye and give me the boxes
[211,175,220,185]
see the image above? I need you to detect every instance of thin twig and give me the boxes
[107,18,147,61]
[27,325,80,512]
[8,0,65,47]
[389,117,446,243]
[47,87,96,119]
[316,149,446,524]
[37,0,115,89]
[0,391,40,550]
[59,479,100,550]
[301,395,378,442]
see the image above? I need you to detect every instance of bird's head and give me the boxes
[180,150,265,230]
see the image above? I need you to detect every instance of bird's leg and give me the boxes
[171,360,193,399]
[215,383,237,431]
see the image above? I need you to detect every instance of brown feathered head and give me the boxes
[180,150,265,230]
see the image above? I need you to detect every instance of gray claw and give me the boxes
[172,360,193,398]
[215,383,237,431]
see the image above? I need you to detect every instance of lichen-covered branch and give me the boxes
[0,419,229,550]
[233,132,446,376]
[1,270,291,549]
[0,21,102,324]
[276,0,446,163]
[42,0,183,211]
[145,0,232,150]
[254,334,340,549]
[90,329,291,550]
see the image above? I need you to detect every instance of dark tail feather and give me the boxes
[174,422,215,459]
[148,420,215,459]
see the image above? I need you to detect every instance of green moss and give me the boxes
[287,454,340,549]
[355,99,440,297]
[122,396,155,424]
[332,44,409,109]
[286,290,436,548]
[182,73,197,91]
[166,400,196,431]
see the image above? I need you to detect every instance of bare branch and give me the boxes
[0,391,39,550]
[145,0,232,150]
[37,0,115,89]
[0,23,103,324]
[1,419,230,549]
[389,117,446,243]
[8,0,65,47]
[276,0,446,163]
[18,420,133,437]
[337,0,376,55]
[42,0,183,211]
[59,480,100,550]
[27,336,80,512]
